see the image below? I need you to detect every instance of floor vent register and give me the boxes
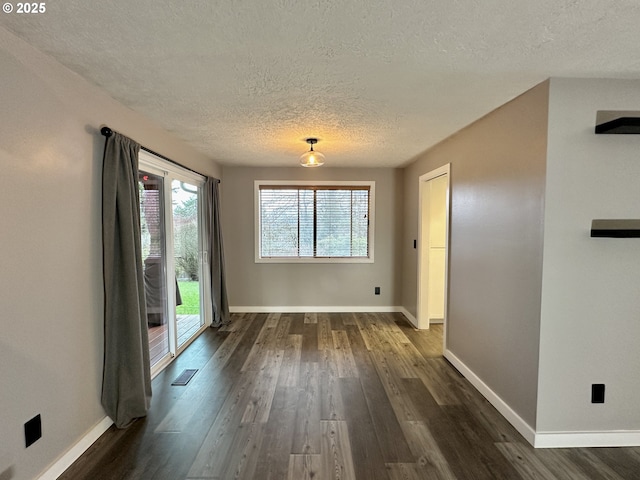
[171,369,198,386]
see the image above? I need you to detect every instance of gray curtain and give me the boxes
[101,132,152,428]
[204,177,230,327]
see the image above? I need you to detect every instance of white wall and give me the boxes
[221,166,403,309]
[402,81,549,428]
[537,78,640,434]
[0,27,219,480]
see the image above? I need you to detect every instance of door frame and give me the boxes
[417,164,450,348]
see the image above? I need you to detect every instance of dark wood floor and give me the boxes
[61,312,640,479]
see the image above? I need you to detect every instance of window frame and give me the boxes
[255,180,375,264]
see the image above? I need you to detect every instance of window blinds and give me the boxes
[259,186,370,258]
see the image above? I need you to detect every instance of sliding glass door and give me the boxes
[139,169,171,366]
[138,151,207,375]
[171,179,204,347]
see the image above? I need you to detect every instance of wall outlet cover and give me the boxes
[25,414,42,448]
[591,384,605,404]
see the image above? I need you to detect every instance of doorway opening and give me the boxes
[417,165,450,350]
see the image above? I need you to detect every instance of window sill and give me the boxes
[255,257,374,264]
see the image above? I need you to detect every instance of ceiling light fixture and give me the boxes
[299,138,325,167]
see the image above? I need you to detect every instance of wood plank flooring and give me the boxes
[60,312,640,479]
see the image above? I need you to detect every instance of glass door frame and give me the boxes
[139,150,210,378]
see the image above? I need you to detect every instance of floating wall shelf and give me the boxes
[590,219,640,238]
[595,110,640,134]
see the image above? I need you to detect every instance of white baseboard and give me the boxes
[230,306,403,313]
[534,431,640,448]
[37,416,113,480]
[399,307,418,328]
[443,350,640,448]
[444,349,537,446]
[397,309,442,328]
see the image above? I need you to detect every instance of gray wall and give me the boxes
[221,166,403,308]
[0,27,219,480]
[537,78,640,433]
[401,81,549,427]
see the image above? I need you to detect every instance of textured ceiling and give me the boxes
[2,0,640,167]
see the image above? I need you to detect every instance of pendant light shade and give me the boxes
[300,138,325,167]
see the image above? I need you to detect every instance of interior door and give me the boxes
[417,164,450,348]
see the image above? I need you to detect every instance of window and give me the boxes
[256,181,375,263]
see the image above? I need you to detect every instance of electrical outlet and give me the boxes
[25,414,42,447]
[591,384,605,404]
[375,287,380,295]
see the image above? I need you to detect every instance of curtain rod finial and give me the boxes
[101,126,113,138]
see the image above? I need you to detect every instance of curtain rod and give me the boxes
[100,126,220,183]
